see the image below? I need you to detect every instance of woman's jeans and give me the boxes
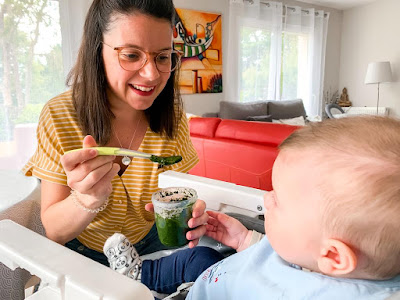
[65,224,224,294]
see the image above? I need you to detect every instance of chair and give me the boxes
[325,103,345,119]
[2,171,399,299]
[0,171,264,299]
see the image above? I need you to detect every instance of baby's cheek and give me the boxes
[263,191,276,211]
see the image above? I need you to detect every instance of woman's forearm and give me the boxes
[41,193,99,244]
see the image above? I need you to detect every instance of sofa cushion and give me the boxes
[272,116,306,126]
[189,117,221,138]
[215,119,300,147]
[219,101,268,120]
[198,138,278,190]
[268,99,306,119]
[202,112,219,118]
[246,115,272,122]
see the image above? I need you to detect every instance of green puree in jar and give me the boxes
[155,202,194,247]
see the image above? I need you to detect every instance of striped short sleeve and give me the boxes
[22,90,83,185]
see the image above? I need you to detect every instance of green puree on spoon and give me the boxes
[65,147,182,167]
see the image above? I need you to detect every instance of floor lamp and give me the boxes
[364,61,393,115]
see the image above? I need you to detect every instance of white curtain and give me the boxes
[227,0,330,117]
[226,0,283,102]
[59,0,93,79]
[284,6,329,117]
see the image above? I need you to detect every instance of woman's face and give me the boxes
[102,13,173,112]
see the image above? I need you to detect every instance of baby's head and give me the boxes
[264,116,400,280]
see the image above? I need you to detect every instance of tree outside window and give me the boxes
[0,0,65,170]
[239,26,309,103]
[239,26,271,102]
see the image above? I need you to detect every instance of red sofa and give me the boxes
[188,117,300,191]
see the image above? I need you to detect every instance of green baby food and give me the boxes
[150,155,182,167]
[155,202,194,247]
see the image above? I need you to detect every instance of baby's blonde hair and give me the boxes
[279,116,400,279]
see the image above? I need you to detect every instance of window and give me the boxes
[239,26,272,102]
[0,0,65,171]
[239,27,309,103]
[280,32,309,101]
[228,2,329,117]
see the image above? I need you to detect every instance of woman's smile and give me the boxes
[129,83,156,96]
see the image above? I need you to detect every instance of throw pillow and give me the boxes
[272,116,306,126]
[186,113,200,121]
[219,101,268,120]
[268,99,306,120]
[246,115,272,122]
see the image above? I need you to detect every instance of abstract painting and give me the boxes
[173,8,222,94]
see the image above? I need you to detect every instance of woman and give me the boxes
[23,0,209,268]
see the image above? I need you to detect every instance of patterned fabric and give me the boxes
[0,180,43,300]
[23,90,199,252]
[104,233,142,280]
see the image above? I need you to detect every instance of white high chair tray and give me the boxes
[0,171,265,299]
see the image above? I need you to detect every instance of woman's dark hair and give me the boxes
[67,0,182,145]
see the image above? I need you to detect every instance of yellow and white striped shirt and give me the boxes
[23,90,199,252]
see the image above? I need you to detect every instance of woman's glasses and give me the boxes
[102,42,181,73]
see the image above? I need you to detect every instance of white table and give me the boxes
[0,170,39,211]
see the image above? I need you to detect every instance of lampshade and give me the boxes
[364,61,393,84]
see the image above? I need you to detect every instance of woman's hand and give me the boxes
[205,211,251,252]
[145,199,209,248]
[61,135,120,209]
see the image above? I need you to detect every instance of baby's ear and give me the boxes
[317,238,357,276]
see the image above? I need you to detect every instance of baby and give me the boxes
[105,116,400,299]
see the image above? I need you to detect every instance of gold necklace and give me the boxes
[114,114,142,166]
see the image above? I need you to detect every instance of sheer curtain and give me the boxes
[284,6,329,117]
[226,0,330,117]
[226,0,283,102]
[59,0,93,79]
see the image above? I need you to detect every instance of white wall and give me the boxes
[174,0,343,116]
[339,0,400,116]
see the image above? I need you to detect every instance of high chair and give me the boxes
[0,171,265,299]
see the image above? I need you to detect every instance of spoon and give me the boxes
[65,147,182,166]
